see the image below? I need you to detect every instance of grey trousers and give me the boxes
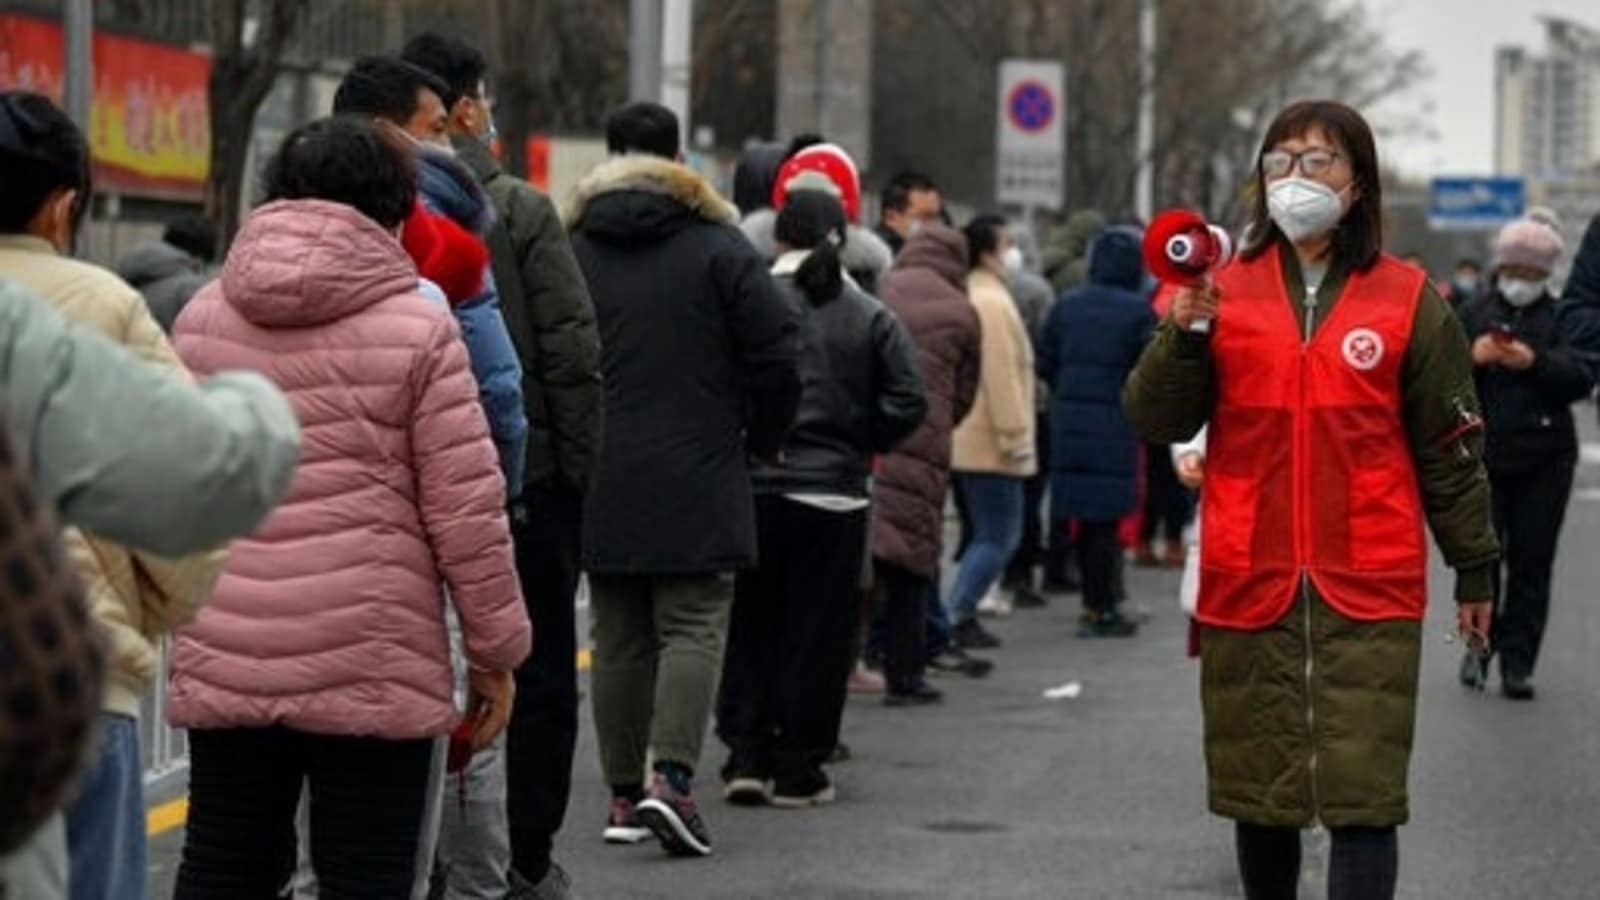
[588,573,734,787]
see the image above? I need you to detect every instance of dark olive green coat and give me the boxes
[1125,244,1499,828]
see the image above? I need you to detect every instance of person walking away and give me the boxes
[946,215,1036,650]
[1456,215,1593,699]
[568,102,800,858]
[873,224,981,705]
[115,215,215,333]
[1040,225,1154,638]
[1124,100,1499,900]
[0,273,300,900]
[999,231,1057,610]
[874,172,943,257]
[167,117,531,899]
[402,34,605,899]
[717,191,925,808]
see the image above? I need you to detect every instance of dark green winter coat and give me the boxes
[453,135,604,491]
[1124,243,1499,828]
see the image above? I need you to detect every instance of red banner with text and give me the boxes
[0,13,210,199]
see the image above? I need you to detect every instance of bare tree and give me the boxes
[205,0,309,251]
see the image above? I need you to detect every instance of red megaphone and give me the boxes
[1143,209,1234,288]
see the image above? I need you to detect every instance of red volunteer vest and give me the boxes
[1198,251,1428,629]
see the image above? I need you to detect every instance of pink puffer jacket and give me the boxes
[168,199,531,739]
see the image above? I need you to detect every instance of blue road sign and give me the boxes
[1428,177,1525,231]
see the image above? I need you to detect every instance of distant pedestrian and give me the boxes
[568,102,800,858]
[1447,257,1483,308]
[168,116,530,899]
[1125,100,1498,900]
[873,172,943,257]
[1457,215,1593,699]
[115,215,215,333]
[717,190,925,808]
[1000,231,1058,609]
[872,224,981,706]
[1039,225,1153,638]
[946,215,1037,650]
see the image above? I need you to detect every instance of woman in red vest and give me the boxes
[1124,101,1499,900]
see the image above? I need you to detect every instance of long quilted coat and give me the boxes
[168,199,531,739]
[871,226,981,578]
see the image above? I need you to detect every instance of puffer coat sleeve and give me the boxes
[411,313,532,672]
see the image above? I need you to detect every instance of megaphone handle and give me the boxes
[1187,273,1214,334]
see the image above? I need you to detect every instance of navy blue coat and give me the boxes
[1038,228,1156,523]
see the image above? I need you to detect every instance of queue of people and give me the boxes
[4,38,1600,900]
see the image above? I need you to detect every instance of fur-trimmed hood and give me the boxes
[564,156,739,243]
[740,207,895,284]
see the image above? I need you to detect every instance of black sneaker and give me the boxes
[1501,672,1536,701]
[771,767,837,808]
[636,775,713,857]
[927,646,994,679]
[602,796,650,845]
[1078,611,1140,639]
[884,681,944,707]
[721,770,771,806]
[1011,585,1049,609]
[952,618,1002,650]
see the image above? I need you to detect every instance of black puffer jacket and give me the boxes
[567,155,802,574]
[1458,288,1595,473]
[751,258,927,497]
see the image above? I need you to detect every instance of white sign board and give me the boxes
[996,59,1065,210]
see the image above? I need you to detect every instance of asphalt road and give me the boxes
[149,435,1600,899]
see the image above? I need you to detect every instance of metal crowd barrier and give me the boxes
[139,637,189,793]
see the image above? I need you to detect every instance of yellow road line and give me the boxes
[146,649,594,837]
[147,798,188,837]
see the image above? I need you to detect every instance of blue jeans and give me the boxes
[946,473,1025,625]
[65,713,145,900]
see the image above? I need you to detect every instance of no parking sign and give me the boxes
[996,59,1065,209]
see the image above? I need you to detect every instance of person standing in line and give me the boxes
[872,224,982,706]
[568,102,800,858]
[402,33,605,899]
[167,117,531,899]
[1042,225,1157,638]
[115,215,215,333]
[945,215,1037,651]
[1125,100,1498,900]
[999,229,1058,611]
[1456,215,1593,700]
[717,191,925,808]
[0,91,285,900]
[873,172,944,257]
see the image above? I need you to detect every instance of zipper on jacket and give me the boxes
[1297,284,1321,824]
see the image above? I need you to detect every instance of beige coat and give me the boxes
[952,268,1037,477]
[0,236,226,718]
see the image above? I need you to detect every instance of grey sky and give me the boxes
[1356,0,1600,177]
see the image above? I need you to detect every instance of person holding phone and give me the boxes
[1124,101,1499,900]
[1456,214,1594,700]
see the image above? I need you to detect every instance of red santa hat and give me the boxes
[771,143,862,223]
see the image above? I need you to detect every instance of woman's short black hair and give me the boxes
[1242,100,1384,273]
[0,91,90,234]
[261,116,418,230]
[963,213,1008,270]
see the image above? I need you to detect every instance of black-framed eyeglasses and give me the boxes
[1261,148,1344,179]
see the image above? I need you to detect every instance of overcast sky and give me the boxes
[1354,0,1599,177]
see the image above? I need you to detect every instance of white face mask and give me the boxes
[1498,276,1547,308]
[1267,177,1346,243]
[1002,246,1025,273]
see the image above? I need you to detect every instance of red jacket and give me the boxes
[1198,251,1428,628]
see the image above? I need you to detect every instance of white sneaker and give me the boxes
[977,586,1014,618]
